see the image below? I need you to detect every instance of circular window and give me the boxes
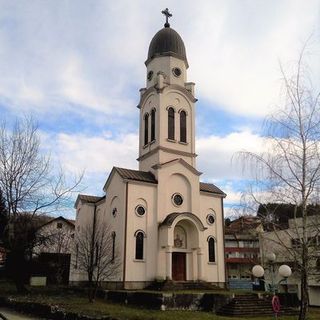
[147,71,153,81]
[206,214,215,225]
[135,205,146,217]
[172,193,183,206]
[112,208,118,217]
[172,67,182,77]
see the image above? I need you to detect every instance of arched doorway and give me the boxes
[171,219,199,281]
[172,225,187,280]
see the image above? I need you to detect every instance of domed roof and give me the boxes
[146,26,188,67]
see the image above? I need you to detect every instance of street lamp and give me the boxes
[252,252,292,318]
[252,252,292,294]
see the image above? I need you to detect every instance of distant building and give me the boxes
[33,216,75,285]
[260,215,320,306]
[34,216,75,254]
[225,216,263,289]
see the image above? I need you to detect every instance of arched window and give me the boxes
[135,230,145,260]
[168,107,175,140]
[151,109,156,141]
[180,110,187,143]
[111,232,116,261]
[208,237,216,262]
[144,113,149,145]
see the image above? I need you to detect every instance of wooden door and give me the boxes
[172,252,186,281]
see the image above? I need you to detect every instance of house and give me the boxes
[34,216,75,254]
[260,215,320,306]
[70,10,226,289]
[33,216,75,284]
[225,216,262,289]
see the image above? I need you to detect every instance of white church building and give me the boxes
[70,10,226,289]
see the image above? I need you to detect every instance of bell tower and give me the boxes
[137,9,197,173]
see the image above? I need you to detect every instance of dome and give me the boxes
[146,26,188,67]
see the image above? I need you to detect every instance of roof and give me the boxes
[105,167,225,197]
[78,194,105,203]
[114,167,157,184]
[39,216,75,230]
[200,182,226,196]
[225,216,262,235]
[147,26,188,67]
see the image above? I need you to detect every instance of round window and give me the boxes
[172,193,183,206]
[135,205,146,216]
[172,67,182,77]
[206,214,215,225]
[147,71,153,81]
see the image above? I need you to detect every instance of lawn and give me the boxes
[1,282,319,320]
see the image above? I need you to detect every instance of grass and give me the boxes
[1,281,319,320]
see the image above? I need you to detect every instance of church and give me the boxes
[70,9,226,289]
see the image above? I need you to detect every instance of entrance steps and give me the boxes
[146,280,223,291]
[216,294,299,317]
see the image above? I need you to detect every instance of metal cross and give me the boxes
[161,8,172,27]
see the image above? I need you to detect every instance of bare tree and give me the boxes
[238,47,320,320]
[73,217,121,302]
[0,117,82,292]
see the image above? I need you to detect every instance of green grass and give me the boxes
[1,281,319,320]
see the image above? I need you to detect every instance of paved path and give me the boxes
[0,308,44,319]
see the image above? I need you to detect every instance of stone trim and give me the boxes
[137,145,197,161]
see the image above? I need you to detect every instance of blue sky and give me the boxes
[1,1,320,218]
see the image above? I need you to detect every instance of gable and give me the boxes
[152,158,202,176]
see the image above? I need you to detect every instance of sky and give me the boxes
[1,1,320,218]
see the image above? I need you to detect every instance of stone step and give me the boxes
[217,295,299,317]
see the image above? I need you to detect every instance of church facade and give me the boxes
[70,13,226,289]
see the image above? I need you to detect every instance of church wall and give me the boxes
[156,162,199,223]
[70,201,96,282]
[158,89,194,155]
[199,192,226,284]
[124,181,157,285]
[102,171,127,283]
[139,86,196,171]
[146,56,187,88]
[139,92,159,162]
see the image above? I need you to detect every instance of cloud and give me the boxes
[52,132,139,175]
[197,130,265,181]
[41,129,264,208]
[185,0,320,117]
[0,1,319,119]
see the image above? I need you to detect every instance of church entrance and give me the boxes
[172,252,186,281]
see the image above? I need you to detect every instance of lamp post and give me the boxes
[252,252,292,318]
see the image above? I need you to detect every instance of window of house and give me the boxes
[208,237,216,262]
[180,110,187,142]
[57,222,63,229]
[144,113,149,145]
[168,107,175,140]
[291,238,302,248]
[151,109,156,141]
[135,231,145,260]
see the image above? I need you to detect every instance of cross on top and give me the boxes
[161,8,172,27]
